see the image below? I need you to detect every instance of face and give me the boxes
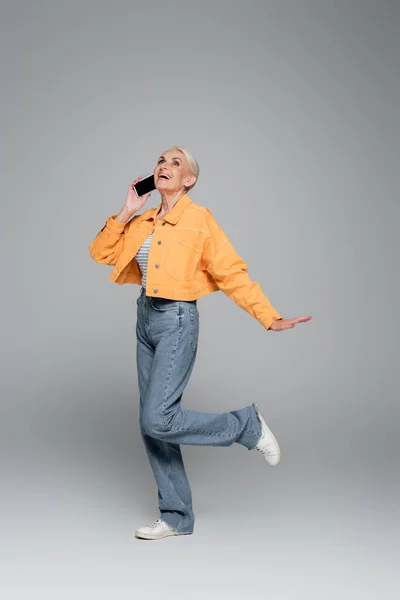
[154,149,196,193]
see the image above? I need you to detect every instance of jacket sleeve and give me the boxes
[203,208,282,331]
[88,214,128,265]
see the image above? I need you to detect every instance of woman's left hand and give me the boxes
[269,316,312,331]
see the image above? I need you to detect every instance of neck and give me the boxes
[158,189,187,215]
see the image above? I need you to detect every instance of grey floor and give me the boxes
[3,373,398,599]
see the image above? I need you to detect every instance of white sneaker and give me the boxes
[254,405,281,466]
[135,518,188,540]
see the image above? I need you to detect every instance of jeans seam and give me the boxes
[188,308,198,353]
[161,304,183,429]
[164,442,187,522]
[170,423,249,439]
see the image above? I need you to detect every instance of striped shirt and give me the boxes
[134,233,153,289]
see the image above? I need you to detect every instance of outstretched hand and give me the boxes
[269,316,312,331]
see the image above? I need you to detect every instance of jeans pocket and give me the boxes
[150,297,179,312]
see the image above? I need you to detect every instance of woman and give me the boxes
[89,146,311,540]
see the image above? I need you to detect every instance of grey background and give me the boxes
[1,0,399,598]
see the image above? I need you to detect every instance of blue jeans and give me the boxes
[135,286,262,533]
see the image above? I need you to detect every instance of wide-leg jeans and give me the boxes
[135,286,262,533]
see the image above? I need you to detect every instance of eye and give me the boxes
[158,158,164,164]
[173,160,179,166]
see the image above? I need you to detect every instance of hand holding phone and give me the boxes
[133,173,156,197]
[124,175,154,215]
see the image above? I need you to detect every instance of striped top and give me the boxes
[134,233,153,288]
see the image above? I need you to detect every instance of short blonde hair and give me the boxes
[162,146,199,192]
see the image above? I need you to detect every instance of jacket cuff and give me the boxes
[263,313,283,331]
[101,214,126,233]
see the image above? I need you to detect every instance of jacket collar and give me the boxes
[143,192,192,225]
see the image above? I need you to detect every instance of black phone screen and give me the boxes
[134,174,156,197]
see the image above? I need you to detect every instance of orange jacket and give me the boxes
[88,193,282,330]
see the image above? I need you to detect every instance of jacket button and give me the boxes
[157,240,161,245]
[155,264,160,268]
[154,289,158,293]
[162,222,166,226]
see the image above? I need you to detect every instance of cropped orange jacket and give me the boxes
[88,193,282,331]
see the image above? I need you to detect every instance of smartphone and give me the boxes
[133,174,156,197]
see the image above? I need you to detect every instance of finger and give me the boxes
[291,316,312,324]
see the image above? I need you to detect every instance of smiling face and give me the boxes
[154,149,196,194]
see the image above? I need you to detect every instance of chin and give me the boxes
[156,181,171,190]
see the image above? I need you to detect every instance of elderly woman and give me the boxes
[89,145,311,540]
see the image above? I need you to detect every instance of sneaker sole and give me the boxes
[135,530,192,540]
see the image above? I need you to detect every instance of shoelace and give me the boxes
[256,413,278,457]
[148,519,164,529]
[256,445,276,456]
[256,437,278,456]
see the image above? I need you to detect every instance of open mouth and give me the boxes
[158,174,170,180]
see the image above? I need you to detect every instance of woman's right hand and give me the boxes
[124,176,152,215]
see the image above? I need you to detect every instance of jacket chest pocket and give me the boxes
[165,238,202,281]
